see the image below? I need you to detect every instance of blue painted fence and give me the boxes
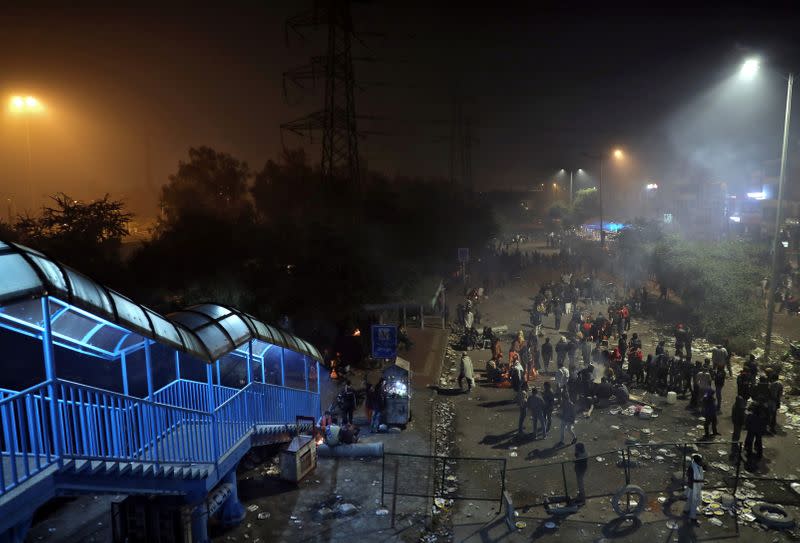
[0,377,319,496]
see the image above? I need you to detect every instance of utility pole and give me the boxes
[763,73,794,363]
[282,0,361,189]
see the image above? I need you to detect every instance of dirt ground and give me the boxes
[439,253,800,543]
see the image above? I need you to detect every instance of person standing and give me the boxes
[567,338,578,372]
[730,395,746,460]
[701,391,718,439]
[574,442,588,503]
[541,337,553,373]
[768,373,784,434]
[516,382,529,435]
[744,402,767,466]
[542,381,555,434]
[510,355,524,392]
[459,353,475,393]
[527,387,546,439]
[684,454,706,526]
[556,363,570,401]
[581,336,592,367]
[339,380,356,425]
[713,368,726,413]
[556,392,577,446]
[553,297,563,330]
[556,336,568,367]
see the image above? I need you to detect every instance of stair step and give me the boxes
[130,464,144,476]
[142,464,155,477]
[162,465,175,478]
[74,459,90,474]
[104,461,119,475]
[58,459,75,473]
[90,461,104,474]
[118,463,132,476]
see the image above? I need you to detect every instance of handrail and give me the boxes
[0,381,52,407]
[57,379,211,417]
[0,376,320,499]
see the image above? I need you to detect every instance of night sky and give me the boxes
[1,2,799,218]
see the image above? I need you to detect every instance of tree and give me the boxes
[13,193,132,284]
[160,146,252,227]
[571,188,600,224]
[547,201,570,222]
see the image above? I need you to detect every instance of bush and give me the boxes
[653,237,766,343]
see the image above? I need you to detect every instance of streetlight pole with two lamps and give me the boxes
[558,168,585,204]
[739,57,794,363]
[8,95,45,211]
[583,148,624,247]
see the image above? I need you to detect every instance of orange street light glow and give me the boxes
[9,95,44,114]
[613,149,624,159]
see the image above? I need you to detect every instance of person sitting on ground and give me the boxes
[339,423,360,444]
[594,377,612,406]
[611,382,630,405]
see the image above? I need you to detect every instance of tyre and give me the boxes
[611,484,647,517]
[751,502,795,529]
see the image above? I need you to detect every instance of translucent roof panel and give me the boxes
[88,326,132,353]
[170,311,211,331]
[64,268,114,318]
[0,253,41,303]
[109,292,152,335]
[194,324,232,360]
[176,327,209,360]
[191,304,230,320]
[27,254,68,295]
[145,310,183,349]
[217,315,250,346]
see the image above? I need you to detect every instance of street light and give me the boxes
[8,95,45,211]
[558,168,584,204]
[583,148,625,247]
[739,57,794,363]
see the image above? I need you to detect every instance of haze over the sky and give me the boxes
[1,2,798,219]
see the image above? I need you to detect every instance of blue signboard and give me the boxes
[371,325,398,359]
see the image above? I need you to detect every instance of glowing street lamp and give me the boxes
[739,58,760,81]
[8,95,45,210]
[584,148,626,247]
[738,57,794,362]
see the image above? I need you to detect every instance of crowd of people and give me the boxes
[454,270,785,474]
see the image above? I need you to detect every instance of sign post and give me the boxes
[371,324,398,360]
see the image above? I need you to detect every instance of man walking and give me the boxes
[701,391,718,439]
[684,454,706,526]
[713,368,726,413]
[516,382,529,435]
[556,392,577,446]
[527,387,546,439]
[541,337,553,373]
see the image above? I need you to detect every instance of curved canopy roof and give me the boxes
[0,240,321,363]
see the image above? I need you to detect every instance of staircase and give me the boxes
[0,378,320,542]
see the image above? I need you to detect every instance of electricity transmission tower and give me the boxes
[448,92,476,194]
[282,0,361,189]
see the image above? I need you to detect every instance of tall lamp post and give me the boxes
[583,149,624,247]
[741,58,795,363]
[558,168,584,204]
[9,95,45,211]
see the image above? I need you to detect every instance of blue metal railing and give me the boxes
[0,381,57,493]
[0,377,319,497]
[153,379,239,413]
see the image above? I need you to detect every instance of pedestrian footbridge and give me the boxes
[0,241,323,542]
